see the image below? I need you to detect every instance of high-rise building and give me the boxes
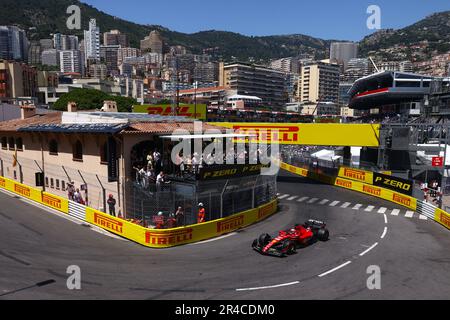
[100,45,120,76]
[296,60,340,104]
[270,57,300,74]
[41,49,59,67]
[83,19,100,62]
[140,30,163,54]
[0,26,29,61]
[89,63,107,79]
[103,29,128,47]
[342,58,371,82]
[193,61,219,83]
[117,47,141,66]
[0,60,37,98]
[330,42,358,71]
[59,50,84,74]
[219,62,286,108]
[39,39,53,51]
[28,41,41,65]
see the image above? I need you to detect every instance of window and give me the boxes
[56,179,60,190]
[1,137,6,150]
[50,178,54,188]
[16,137,23,151]
[45,177,49,187]
[49,139,58,155]
[8,137,14,150]
[72,140,83,161]
[100,142,108,164]
[61,181,66,191]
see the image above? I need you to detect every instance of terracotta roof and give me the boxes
[122,122,226,134]
[0,112,62,132]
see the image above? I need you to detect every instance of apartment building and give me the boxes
[219,62,286,108]
[0,60,37,98]
[296,60,340,104]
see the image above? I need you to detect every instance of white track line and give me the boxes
[381,227,388,239]
[318,261,352,277]
[278,194,290,199]
[340,202,351,208]
[378,207,387,214]
[236,281,300,291]
[384,213,388,224]
[307,198,319,204]
[319,199,329,205]
[405,211,414,218]
[352,204,362,210]
[287,195,298,201]
[419,214,428,220]
[359,242,379,256]
[297,196,309,202]
[390,209,400,216]
[364,205,375,212]
[189,232,236,245]
[329,201,340,206]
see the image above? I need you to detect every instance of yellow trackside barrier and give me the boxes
[211,123,380,147]
[434,208,450,230]
[0,174,278,247]
[86,199,278,248]
[338,167,374,184]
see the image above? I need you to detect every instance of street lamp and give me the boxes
[194,81,198,119]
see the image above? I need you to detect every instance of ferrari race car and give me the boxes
[252,219,329,257]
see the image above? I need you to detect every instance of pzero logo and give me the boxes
[336,178,352,188]
[14,184,30,197]
[94,212,123,234]
[258,202,276,219]
[0,177,5,188]
[439,212,450,228]
[363,185,381,196]
[343,168,366,181]
[145,229,193,245]
[232,125,299,143]
[217,215,244,233]
[42,194,62,209]
[392,193,411,206]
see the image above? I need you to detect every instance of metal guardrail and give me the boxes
[68,200,87,221]
[416,200,437,220]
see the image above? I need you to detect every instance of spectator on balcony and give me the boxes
[153,149,162,174]
[156,171,168,191]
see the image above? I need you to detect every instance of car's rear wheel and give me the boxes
[317,228,329,241]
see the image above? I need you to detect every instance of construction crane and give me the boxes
[369,56,380,73]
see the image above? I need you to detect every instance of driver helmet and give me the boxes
[157,211,163,216]
[198,202,204,207]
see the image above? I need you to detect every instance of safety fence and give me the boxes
[280,161,450,230]
[0,174,278,247]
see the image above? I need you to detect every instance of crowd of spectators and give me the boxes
[66,180,86,205]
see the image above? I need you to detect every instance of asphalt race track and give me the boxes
[1,171,450,299]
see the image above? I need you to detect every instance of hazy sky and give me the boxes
[83,0,450,41]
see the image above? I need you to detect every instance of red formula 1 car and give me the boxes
[252,219,329,257]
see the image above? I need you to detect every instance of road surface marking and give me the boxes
[189,232,236,245]
[319,199,329,205]
[378,207,387,214]
[364,205,375,212]
[329,201,340,206]
[236,281,300,291]
[419,214,428,220]
[384,213,388,224]
[278,194,290,199]
[318,261,352,277]
[352,204,362,210]
[307,198,319,204]
[287,195,298,201]
[381,227,388,239]
[390,209,400,216]
[359,242,379,256]
[297,197,309,202]
[341,202,351,208]
[405,211,414,218]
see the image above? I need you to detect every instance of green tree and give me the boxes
[52,88,137,112]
